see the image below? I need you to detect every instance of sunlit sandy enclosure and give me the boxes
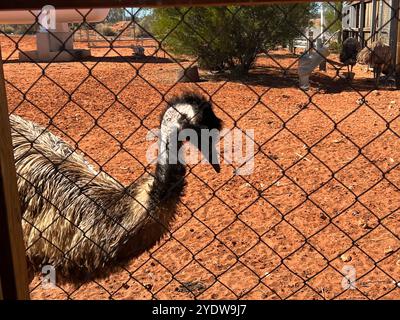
[1,2,400,300]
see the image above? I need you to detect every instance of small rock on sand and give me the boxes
[177,66,200,83]
[341,254,352,262]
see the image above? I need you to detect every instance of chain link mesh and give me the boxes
[1,2,400,299]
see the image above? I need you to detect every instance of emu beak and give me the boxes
[211,162,221,173]
[208,141,220,173]
[198,131,221,173]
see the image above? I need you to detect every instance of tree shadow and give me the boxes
[204,64,397,93]
[203,68,300,89]
[2,55,174,64]
[309,72,398,93]
[83,55,174,64]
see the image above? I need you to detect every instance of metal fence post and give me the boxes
[0,48,30,300]
[372,0,378,41]
[359,0,365,46]
[389,0,400,88]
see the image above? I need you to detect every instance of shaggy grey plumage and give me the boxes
[11,92,222,283]
[357,39,392,86]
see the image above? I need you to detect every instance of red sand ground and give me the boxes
[1,35,400,300]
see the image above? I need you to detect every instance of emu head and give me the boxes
[161,93,222,172]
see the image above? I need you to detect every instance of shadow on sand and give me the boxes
[2,54,174,64]
[205,64,398,93]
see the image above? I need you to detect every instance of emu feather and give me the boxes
[11,93,222,283]
[340,37,360,75]
[357,40,392,86]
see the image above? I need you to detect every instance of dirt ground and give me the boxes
[1,34,400,300]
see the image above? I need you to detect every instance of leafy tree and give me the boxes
[136,12,154,37]
[152,5,316,74]
[324,2,343,43]
[106,8,127,23]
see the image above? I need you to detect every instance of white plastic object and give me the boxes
[298,47,330,90]
[0,8,109,24]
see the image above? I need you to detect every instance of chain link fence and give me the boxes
[1,1,400,300]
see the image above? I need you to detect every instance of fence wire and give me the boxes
[1,1,400,300]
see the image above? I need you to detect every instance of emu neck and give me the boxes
[155,122,185,188]
[115,122,186,263]
[151,119,186,203]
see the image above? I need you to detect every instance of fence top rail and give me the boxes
[0,0,344,11]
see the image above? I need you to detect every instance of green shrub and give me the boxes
[2,25,15,34]
[6,24,37,35]
[329,41,341,54]
[152,5,317,75]
[136,15,152,38]
[97,24,117,37]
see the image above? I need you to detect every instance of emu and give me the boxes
[357,39,392,87]
[11,93,222,283]
[339,37,360,76]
